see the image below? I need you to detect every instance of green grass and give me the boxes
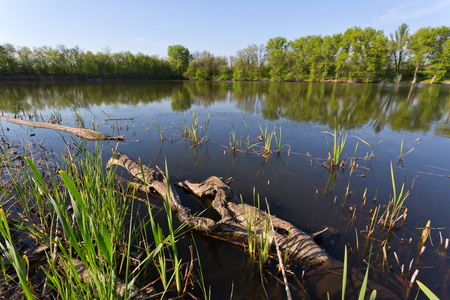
[398,138,421,162]
[353,136,382,159]
[259,125,275,158]
[181,111,207,146]
[416,280,440,300]
[377,162,409,230]
[152,121,164,140]
[241,188,271,269]
[274,127,289,154]
[73,109,85,128]
[0,209,34,300]
[0,141,208,298]
[322,118,348,169]
[336,245,377,300]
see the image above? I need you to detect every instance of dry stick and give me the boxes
[0,115,124,141]
[409,269,419,288]
[182,246,195,294]
[264,197,292,300]
[229,280,234,300]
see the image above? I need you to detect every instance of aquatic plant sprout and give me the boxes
[322,118,348,169]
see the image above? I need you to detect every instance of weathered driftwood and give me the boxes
[107,152,331,267]
[107,153,401,299]
[0,115,123,141]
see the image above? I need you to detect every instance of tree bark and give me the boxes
[412,64,419,84]
[107,152,331,267]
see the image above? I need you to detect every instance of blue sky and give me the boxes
[1,0,449,58]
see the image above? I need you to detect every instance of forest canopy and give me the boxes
[1,24,449,83]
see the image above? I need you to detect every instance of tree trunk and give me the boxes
[412,64,419,84]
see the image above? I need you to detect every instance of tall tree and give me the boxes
[0,44,16,73]
[233,44,260,80]
[167,45,190,76]
[344,27,387,82]
[426,26,450,83]
[16,46,35,74]
[390,23,410,78]
[266,37,289,81]
[408,27,437,83]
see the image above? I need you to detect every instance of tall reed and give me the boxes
[322,118,348,169]
[241,188,271,269]
[378,162,409,230]
[259,125,275,158]
[0,209,34,299]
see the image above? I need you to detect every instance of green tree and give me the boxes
[0,44,16,73]
[426,26,450,83]
[167,45,190,76]
[16,46,35,74]
[233,44,260,80]
[408,27,437,83]
[331,33,348,81]
[290,37,309,81]
[344,27,387,82]
[390,23,410,79]
[266,37,289,81]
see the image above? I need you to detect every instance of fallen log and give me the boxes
[107,152,331,267]
[0,115,123,141]
[107,152,401,299]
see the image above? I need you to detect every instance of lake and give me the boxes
[1,81,449,299]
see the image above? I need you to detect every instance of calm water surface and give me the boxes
[1,81,449,299]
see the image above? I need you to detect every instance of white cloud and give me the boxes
[373,0,450,26]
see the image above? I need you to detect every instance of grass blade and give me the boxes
[416,280,439,300]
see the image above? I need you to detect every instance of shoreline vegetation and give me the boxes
[0,108,446,299]
[1,24,449,84]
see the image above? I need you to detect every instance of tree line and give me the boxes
[1,24,449,83]
[0,45,176,79]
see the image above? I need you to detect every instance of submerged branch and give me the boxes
[0,115,124,141]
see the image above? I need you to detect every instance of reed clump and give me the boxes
[0,142,208,299]
[241,188,271,270]
[181,111,209,146]
[322,119,348,170]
